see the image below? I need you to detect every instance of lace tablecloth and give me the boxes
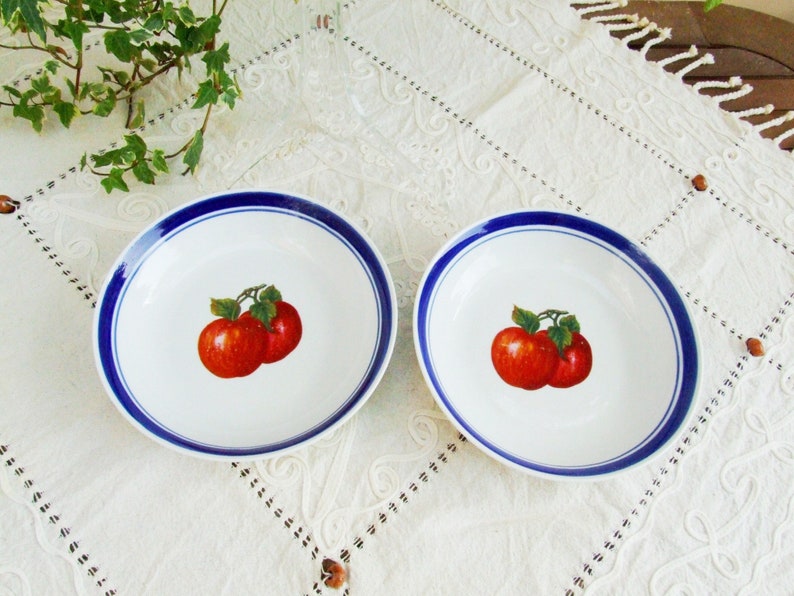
[2,1,793,593]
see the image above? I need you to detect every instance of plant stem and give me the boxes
[2,0,236,192]
[88,24,132,31]
[125,63,142,127]
[73,2,84,99]
[135,58,180,87]
[0,41,79,70]
[167,102,213,175]
[84,162,132,177]
[0,42,44,52]
[164,105,212,160]
[199,99,213,131]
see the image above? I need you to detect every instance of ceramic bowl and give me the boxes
[414,210,698,479]
[94,190,397,459]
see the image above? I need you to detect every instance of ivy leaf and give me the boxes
[138,58,158,73]
[98,0,124,24]
[176,13,220,53]
[40,85,62,104]
[160,3,180,25]
[53,101,77,127]
[132,161,155,184]
[79,82,101,100]
[13,102,44,132]
[178,5,197,25]
[92,91,116,117]
[151,149,169,173]
[43,60,59,74]
[100,167,130,194]
[128,99,145,129]
[0,0,15,23]
[8,0,47,42]
[512,306,540,335]
[197,14,221,42]
[30,74,61,104]
[104,29,135,62]
[90,149,116,168]
[56,17,89,51]
[215,70,240,109]
[220,86,240,109]
[142,13,164,32]
[97,67,130,87]
[76,2,104,24]
[128,28,153,45]
[183,129,203,174]
[30,73,54,95]
[210,298,240,320]
[3,84,22,98]
[192,79,218,109]
[123,133,147,159]
[118,147,137,165]
[704,0,723,11]
[201,40,228,75]
[23,12,47,42]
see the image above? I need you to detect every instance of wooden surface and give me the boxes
[580,1,794,149]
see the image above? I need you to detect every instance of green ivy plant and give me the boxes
[0,0,240,193]
[704,0,724,11]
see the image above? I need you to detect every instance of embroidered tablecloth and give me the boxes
[2,1,793,594]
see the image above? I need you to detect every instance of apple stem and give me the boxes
[209,283,283,323]
[235,283,269,306]
[511,305,582,355]
[537,309,569,326]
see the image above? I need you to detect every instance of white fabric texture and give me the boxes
[1,0,792,594]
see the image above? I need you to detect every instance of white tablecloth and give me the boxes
[2,1,793,593]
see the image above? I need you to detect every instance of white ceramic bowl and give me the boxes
[94,190,397,459]
[414,210,699,479]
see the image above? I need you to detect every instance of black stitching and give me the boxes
[426,0,691,177]
[567,290,793,592]
[0,440,116,593]
[342,433,465,564]
[231,461,322,559]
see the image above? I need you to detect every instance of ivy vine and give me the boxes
[0,0,242,193]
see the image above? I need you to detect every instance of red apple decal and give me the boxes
[491,306,592,390]
[198,283,302,378]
